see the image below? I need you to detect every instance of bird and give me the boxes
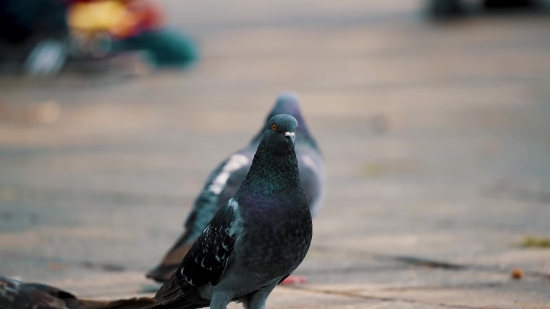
[1,114,312,309]
[0,275,154,309]
[146,92,324,284]
[152,114,313,309]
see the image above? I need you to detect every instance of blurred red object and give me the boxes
[68,0,164,39]
[125,0,164,37]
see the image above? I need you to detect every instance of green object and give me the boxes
[113,28,199,69]
[519,235,550,248]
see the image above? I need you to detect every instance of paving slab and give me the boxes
[1,0,550,308]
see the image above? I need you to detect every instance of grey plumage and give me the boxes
[147,92,324,282]
[0,276,155,309]
[153,114,313,309]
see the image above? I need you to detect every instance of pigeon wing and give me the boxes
[156,202,238,304]
[182,152,250,243]
[0,277,68,309]
[180,202,238,287]
[297,148,325,216]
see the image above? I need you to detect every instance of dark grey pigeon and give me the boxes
[146,92,324,283]
[153,114,313,309]
[0,276,154,309]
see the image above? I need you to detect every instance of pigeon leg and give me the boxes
[243,281,278,309]
[210,291,233,309]
[279,275,308,285]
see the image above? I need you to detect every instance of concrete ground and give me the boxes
[1,0,550,308]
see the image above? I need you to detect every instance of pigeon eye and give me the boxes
[272,124,277,131]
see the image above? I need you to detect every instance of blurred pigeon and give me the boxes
[153,114,312,309]
[146,92,324,284]
[0,276,154,309]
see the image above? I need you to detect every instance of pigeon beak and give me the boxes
[284,132,295,144]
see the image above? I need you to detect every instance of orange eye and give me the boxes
[272,124,277,131]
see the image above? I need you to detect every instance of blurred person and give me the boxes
[0,0,70,75]
[425,0,467,19]
[483,0,547,9]
[68,0,199,69]
[426,0,549,19]
[0,0,198,76]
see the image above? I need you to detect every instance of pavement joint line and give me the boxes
[0,76,545,97]
[3,245,550,282]
[297,264,412,275]
[311,244,550,280]
[311,244,466,270]
[0,249,127,272]
[0,184,188,207]
[378,281,506,291]
[76,290,156,299]
[480,184,550,204]
[0,71,136,88]
[283,285,511,309]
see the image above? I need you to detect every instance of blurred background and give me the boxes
[1,0,549,308]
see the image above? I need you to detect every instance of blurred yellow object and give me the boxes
[68,1,138,38]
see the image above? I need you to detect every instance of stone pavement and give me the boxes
[1,0,550,308]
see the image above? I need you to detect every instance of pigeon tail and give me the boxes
[146,233,194,282]
[153,274,208,309]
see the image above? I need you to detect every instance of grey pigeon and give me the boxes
[153,114,313,309]
[0,276,154,309]
[146,92,324,283]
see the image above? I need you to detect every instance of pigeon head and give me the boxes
[251,92,318,151]
[262,114,298,155]
[265,92,306,129]
[238,113,303,197]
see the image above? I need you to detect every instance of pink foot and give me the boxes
[280,275,308,285]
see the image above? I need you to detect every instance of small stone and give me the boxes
[511,268,523,280]
[48,262,70,271]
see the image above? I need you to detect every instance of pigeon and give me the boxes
[146,92,324,284]
[0,276,154,309]
[152,114,312,309]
